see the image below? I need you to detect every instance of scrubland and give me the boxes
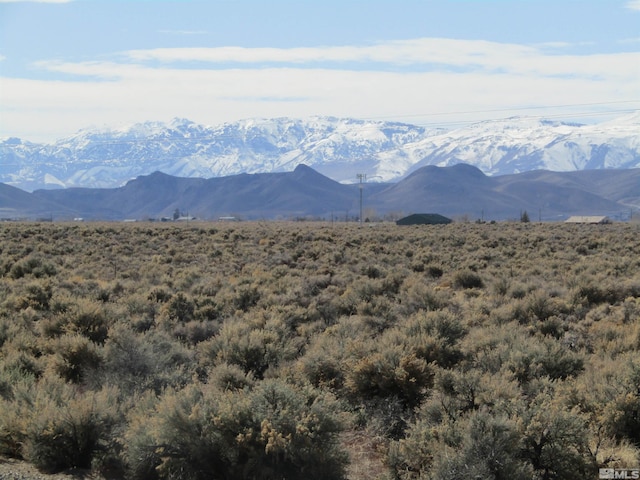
[0,220,639,479]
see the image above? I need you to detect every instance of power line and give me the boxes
[409,108,640,129]
[363,99,640,122]
[1,101,638,150]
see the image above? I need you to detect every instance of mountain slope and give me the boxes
[17,164,638,221]
[403,113,640,175]
[369,164,624,220]
[0,182,72,218]
[1,114,638,191]
[32,165,362,220]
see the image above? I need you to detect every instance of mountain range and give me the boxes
[1,113,639,192]
[2,164,639,222]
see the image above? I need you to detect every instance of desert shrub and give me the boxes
[0,329,46,382]
[345,348,433,410]
[506,337,584,384]
[525,292,564,322]
[172,319,219,344]
[446,410,531,478]
[38,314,67,338]
[0,396,26,457]
[601,359,640,445]
[426,265,444,278]
[418,368,521,429]
[362,264,383,279]
[65,299,110,344]
[162,292,195,323]
[575,282,619,306]
[101,325,193,394]
[519,390,594,479]
[390,383,595,479]
[0,316,10,349]
[48,334,102,384]
[4,377,122,473]
[297,346,345,390]
[300,273,333,297]
[539,316,565,339]
[16,281,53,311]
[124,380,348,480]
[4,220,640,477]
[453,270,484,289]
[0,371,41,457]
[148,287,172,303]
[26,387,121,473]
[0,348,44,383]
[399,275,451,314]
[8,255,57,279]
[334,287,360,316]
[233,285,261,312]
[426,410,532,480]
[198,316,297,379]
[402,310,467,368]
[0,372,12,401]
[193,297,222,322]
[207,362,255,392]
[574,280,640,307]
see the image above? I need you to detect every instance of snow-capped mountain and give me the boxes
[404,113,640,175]
[1,113,638,191]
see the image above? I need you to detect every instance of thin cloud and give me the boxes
[4,59,637,142]
[121,38,640,80]
[125,39,539,68]
[535,41,596,49]
[158,30,209,36]
[626,0,640,10]
[0,0,74,3]
[4,37,639,141]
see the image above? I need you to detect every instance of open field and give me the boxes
[1,220,639,479]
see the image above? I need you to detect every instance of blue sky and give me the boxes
[1,0,639,142]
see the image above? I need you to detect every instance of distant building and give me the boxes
[564,216,611,224]
[396,213,452,225]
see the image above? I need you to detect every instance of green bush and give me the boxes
[402,311,467,368]
[162,292,195,323]
[65,300,111,344]
[15,378,122,473]
[17,281,53,311]
[2,220,640,478]
[453,270,484,289]
[101,325,193,394]
[124,380,348,480]
[519,392,594,479]
[431,410,532,479]
[9,256,57,279]
[49,334,102,384]
[345,348,433,410]
[602,360,640,445]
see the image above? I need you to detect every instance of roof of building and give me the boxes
[564,216,611,224]
[396,213,453,225]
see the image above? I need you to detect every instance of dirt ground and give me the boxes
[0,457,103,480]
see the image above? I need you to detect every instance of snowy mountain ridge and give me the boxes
[1,113,639,191]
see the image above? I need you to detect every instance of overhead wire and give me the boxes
[1,100,638,152]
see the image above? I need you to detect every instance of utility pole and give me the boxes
[357,173,366,225]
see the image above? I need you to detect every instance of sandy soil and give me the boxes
[0,457,102,480]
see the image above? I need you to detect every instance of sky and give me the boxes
[1,0,639,143]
